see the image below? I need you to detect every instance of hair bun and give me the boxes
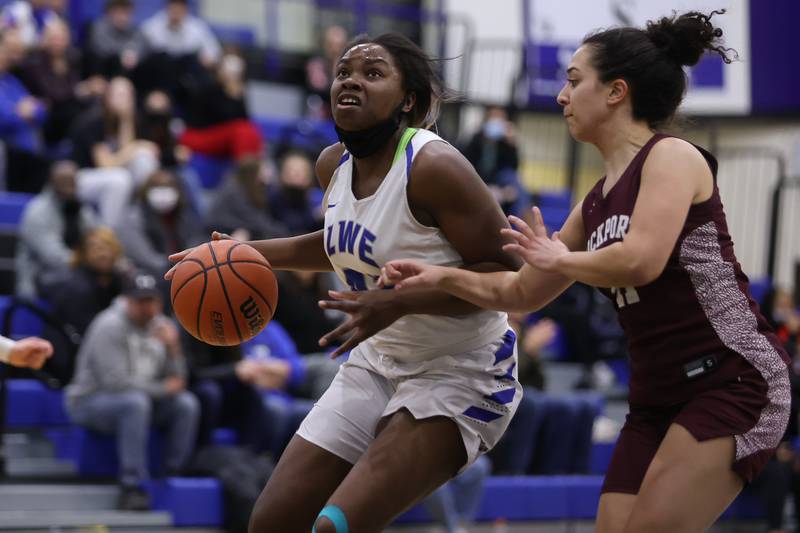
[646,10,728,67]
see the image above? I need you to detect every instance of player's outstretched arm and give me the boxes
[0,336,53,369]
[382,202,586,313]
[164,230,332,280]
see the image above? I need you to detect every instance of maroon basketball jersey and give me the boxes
[581,134,789,407]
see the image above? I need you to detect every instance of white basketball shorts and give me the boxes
[296,328,521,471]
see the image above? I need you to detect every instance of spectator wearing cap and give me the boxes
[65,272,200,511]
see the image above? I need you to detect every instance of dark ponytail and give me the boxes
[646,10,733,67]
[583,10,735,128]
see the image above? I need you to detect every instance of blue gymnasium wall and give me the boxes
[750,0,800,115]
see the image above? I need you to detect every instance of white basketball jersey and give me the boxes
[323,128,509,363]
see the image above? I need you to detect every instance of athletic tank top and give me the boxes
[581,133,789,406]
[323,128,509,363]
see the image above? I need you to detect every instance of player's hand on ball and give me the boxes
[8,337,53,369]
[318,290,403,358]
[500,207,569,273]
[164,231,233,280]
[379,260,445,291]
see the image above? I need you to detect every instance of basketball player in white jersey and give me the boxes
[166,32,523,532]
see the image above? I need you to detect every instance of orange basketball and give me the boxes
[170,240,278,346]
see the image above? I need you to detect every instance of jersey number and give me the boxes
[343,268,367,291]
[611,286,640,308]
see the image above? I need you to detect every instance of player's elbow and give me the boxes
[626,256,664,287]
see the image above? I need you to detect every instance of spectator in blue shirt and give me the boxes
[240,322,316,458]
[1,0,59,49]
[188,321,314,458]
[0,26,50,191]
[0,44,45,153]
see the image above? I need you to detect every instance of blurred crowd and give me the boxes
[7,2,797,532]
[0,1,627,527]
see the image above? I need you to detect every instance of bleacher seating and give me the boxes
[148,477,224,527]
[1,377,768,527]
[0,192,33,294]
[187,153,233,190]
[0,192,32,226]
[0,296,47,338]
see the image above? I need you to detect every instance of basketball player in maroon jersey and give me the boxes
[380,10,791,532]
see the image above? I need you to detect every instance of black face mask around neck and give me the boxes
[335,103,406,159]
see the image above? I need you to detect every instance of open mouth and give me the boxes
[337,94,361,108]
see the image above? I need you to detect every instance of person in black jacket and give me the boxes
[42,226,128,384]
[462,105,531,217]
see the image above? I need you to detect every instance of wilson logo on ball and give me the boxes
[240,296,265,335]
[211,311,225,343]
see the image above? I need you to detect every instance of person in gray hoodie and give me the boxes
[65,272,199,511]
[15,160,97,298]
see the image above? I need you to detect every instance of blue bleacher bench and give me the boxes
[0,192,33,226]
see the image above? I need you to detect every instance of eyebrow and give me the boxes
[337,56,390,67]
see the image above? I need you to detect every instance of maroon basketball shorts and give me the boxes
[602,370,790,494]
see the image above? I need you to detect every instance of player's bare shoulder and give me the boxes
[408,139,483,199]
[646,137,709,173]
[410,139,469,181]
[644,136,713,200]
[316,143,347,190]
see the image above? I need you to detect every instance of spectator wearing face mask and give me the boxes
[114,168,204,284]
[462,105,531,217]
[137,89,207,216]
[138,90,187,169]
[266,151,324,235]
[15,160,97,299]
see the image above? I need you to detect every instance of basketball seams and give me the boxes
[207,242,244,343]
[226,242,272,270]
[194,267,208,342]
[170,242,275,346]
[170,258,206,306]
[227,261,276,317]
[221,260,273,269]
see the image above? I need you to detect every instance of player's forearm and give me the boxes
[395,263,524,316]
[556,242,656,287]
[434,268,530,313]
[248,230,333,272]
